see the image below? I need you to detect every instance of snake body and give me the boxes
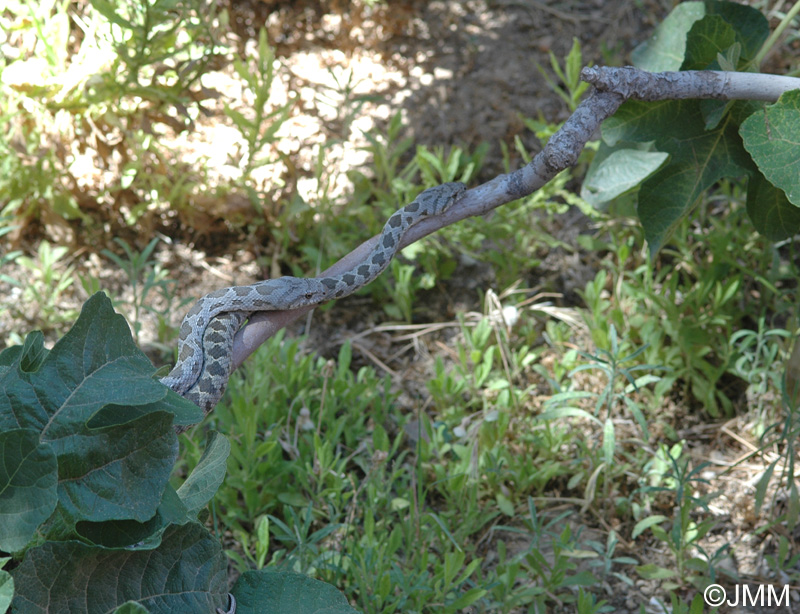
[161,182,466,414]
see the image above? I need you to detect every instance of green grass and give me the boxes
[5,4,800,611]
[169,171,800,612]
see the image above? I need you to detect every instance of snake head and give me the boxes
[272,277,328,307]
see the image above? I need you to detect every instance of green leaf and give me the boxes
[232,570,358,614]
[277,492,308,507]
[602,418,615,467]
[682,15,736,70]
[113,602,151,613]
[0,564,14,613]
[564,570,598,586]
[224,105,255,133]
[581,142,668,207]
[631,2,706,71]
[741,90,800,207]
[10,522,228,614]
[754,460,777,515]
[176,431,231,515]
[496,493,515,517]
[1,293,170,433]
[0,294,202,536]
[89,0,134,29]
[449,587,488,610]
[705,0,770,62]
[0,430,58,552]
[0,331,47,370]
[635,563,676,579]
[631,1,768,71]
[536,406,603,426]
[603,99,753,253]
[75,485,190,549]
[745,172,800,241]
[632,515,668,539]
[57,410,177,524]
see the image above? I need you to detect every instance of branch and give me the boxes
[582,66,800,101]
[231,67,800,372]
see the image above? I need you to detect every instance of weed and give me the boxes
[1,0,227,230]
[752,370,800,533]
[225,29,293,182]
[584,529,638,587]
[100,237,189,344]
[634,443,730,589]
[491,499,597,613]
[0,222,22,286]
[13,240,78,332]
[728,319,790,433]
[540,324,665,512]
[536,37,591,112]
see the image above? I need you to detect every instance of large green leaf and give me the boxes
[176,431,231,515]
[0,563,12,614]
[631,1,768,71]
[0,293,203,537]
[603,99,753,253]
[10,522,229,614]
[75,484,191,549]
[580,141,668,207]
[232,570,359,614]
[741,90,800,207]
[703,0,769,62]
[0,429,57,552]
[682,14,736,71]
[57,410,176,523]
[631,2,706,71]
[745,172,800,241]
[600,1,774,252]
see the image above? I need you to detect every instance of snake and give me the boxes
[160,182,467,416]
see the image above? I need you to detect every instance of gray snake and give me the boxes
[160,182,467,416]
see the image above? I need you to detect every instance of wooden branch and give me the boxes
[231,66,800,373]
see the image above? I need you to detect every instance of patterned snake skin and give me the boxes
[161,182,466,415]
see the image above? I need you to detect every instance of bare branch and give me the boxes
[232,67,800,372]
[582,66,800,102]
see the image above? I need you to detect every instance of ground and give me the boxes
[2,1,800,612]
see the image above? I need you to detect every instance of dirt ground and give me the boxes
[4,0,800,612]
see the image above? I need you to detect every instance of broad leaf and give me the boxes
[176,431,231,515]
[0,429,58,552]
[682,15,736,71]
[631,1,768,72]
[741,90,800,207]
[233,570,359,614]
[580,141,668,207]
[631,2,707,71]
[0,565,12,614]
[602,99,755,253]
[600,1,774,252]
[10,522,229,614]
[745,172,800,241]
[75,484,190,549]
[0,293,203,537]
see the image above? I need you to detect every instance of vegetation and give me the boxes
[2,1,800,613]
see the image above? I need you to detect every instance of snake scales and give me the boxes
[160,182,467,415]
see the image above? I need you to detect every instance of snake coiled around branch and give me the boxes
[160,182,467,415]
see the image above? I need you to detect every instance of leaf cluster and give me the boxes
[0,294,357,613]
[583,0,800,253]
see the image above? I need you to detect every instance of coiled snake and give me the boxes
[160,182,467,417]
